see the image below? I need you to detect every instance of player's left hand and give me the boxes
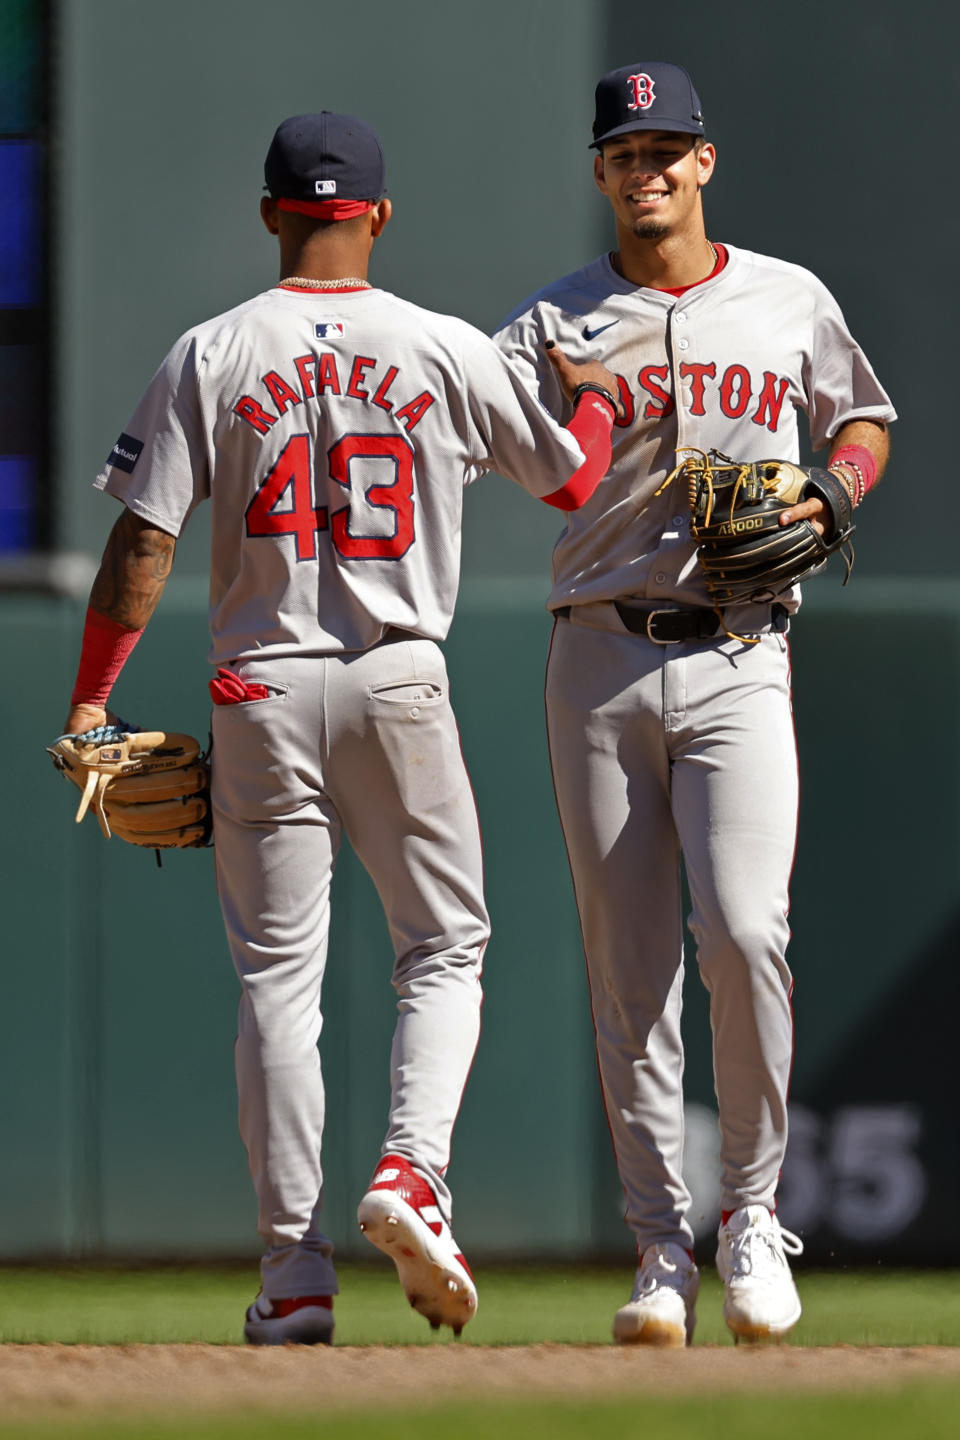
[545,342,625,421]
[777,495,830,537]
[63,702,114,735]
[47,722,211,847]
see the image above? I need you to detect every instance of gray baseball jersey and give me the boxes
[494,245,895,1257]
[94,282,599,1304]
[496,245,895,616]
[96,285,588,661]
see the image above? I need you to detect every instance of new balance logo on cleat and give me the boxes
[357,1153,477,1336]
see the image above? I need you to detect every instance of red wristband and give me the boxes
[829,444,877,505]
[70,607,144,707]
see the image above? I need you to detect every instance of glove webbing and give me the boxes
[654,451,765,643]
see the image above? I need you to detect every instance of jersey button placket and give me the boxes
[671,306,696,449]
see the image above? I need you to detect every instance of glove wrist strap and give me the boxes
[70,607,144,707]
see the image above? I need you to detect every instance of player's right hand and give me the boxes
[545,343,625,421]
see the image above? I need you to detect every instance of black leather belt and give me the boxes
[553,601,787,644]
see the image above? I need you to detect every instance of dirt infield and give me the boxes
[3,1344,960,1418]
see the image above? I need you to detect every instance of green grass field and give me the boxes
[2,1262,960,1347]
[4,1390,960,1440]
[2,1265,959,1439]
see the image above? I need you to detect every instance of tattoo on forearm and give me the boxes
[90,510,176,629]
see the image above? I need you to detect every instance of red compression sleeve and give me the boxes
[542,391,616,511]
[70,607,144,707]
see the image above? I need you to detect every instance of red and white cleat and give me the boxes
[243,1293,335,1346]
[357,1154,477,1336]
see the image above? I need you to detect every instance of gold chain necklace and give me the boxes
[279,276,372,290]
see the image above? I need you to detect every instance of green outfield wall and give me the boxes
[5,579,958,1264]
[0,0,948,1264]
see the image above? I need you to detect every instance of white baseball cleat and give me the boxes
[613,1241,699,1347]
[716,1205,802,1342]
[357,1153,477,1336]
[243,1293,335,1345]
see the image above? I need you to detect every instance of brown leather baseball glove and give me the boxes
[47,723,210,849]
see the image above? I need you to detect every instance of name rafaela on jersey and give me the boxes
[232,351,436,436]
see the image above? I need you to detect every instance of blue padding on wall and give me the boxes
[0,454,34,549]
[0,140,39,306]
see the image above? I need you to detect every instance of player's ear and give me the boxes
[260,196,281,235]
[370,198,392,238]
[593,153,608,195]
[696,142,716,189]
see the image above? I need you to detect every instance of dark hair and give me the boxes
[599,131,707,157]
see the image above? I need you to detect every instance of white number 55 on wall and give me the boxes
[778,1104,927,1241]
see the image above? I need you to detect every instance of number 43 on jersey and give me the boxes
[246,431,415,562]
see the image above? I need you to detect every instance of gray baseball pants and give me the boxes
[211,633,488,1299]
[545,605,796,1252]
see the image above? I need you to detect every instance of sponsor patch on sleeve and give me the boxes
[107,433,144,474]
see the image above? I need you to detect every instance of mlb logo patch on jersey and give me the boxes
[315,180,337,195]
[107,432,144,474]
[315,321,346,339]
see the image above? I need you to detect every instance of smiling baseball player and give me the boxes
[494,63,895,1345]
[57,112,621,1345]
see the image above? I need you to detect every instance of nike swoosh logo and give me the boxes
[582,320,620,341]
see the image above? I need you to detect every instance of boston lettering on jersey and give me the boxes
[614,363,792,433]
[233,352,436,436]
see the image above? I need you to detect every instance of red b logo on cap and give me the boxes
[627,73,656,111]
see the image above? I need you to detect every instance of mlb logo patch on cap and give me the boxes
[265,112,386,203]
[591,62,704,147]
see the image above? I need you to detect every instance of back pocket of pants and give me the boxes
[369,679,444,711]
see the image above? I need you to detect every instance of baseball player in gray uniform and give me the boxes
[495,63,895,1345]
[60,112,621,1345]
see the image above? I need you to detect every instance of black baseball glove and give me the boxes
[664,450,855,609]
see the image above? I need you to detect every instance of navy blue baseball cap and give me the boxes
[264,112,386,218]
[591,63,705,147]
